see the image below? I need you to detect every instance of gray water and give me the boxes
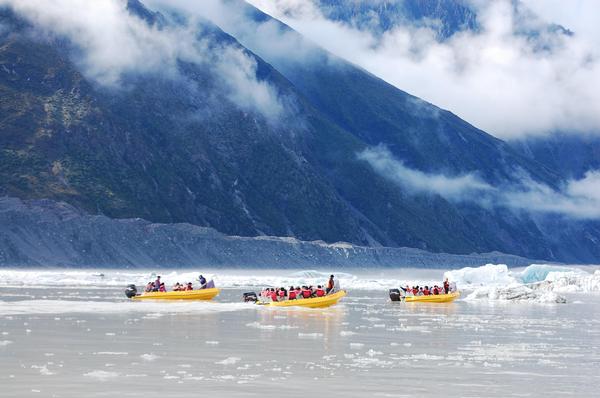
[1,286,599,397]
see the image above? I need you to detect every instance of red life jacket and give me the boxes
[270,292,278,301]
[412,288,418,295]
[302,289,311,298]
[289,291,297,299]
[423,289,430,295]
[316,289,325,297]
[433,287,439,295]
[278,290,285,297]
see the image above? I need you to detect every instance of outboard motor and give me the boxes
[243,292,258,303]
[125,284,138,299]
[389,288,402,302]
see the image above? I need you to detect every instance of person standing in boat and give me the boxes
[443,278,450,294]
[154,276,161,292]
[326,275,335,295]
[198,275,207,289]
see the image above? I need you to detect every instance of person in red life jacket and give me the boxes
[432,286,439,295]
[423,286,430,295]
[302,286,312,299]
[159,283,166,292]
[443,278,450,294]
[269,288,278,302]
[185,282,193,291]
[412,286,419,295]
[315,285,325,297]
[326,275,335,294]
[289,288,297,300]
[278,287,286,299]
[154,276,161,292]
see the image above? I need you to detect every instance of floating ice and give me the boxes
[517,264,587,284]
[216,357,241,365]
[246,322,297,330]
[31,365,54,376]
[445,264,516,287]
[466,284,567,303]
[83,370,119,380]
[298,332,324,339]
[0,300,253,316]
[140,354,159,362]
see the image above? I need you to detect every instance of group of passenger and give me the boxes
[401,278,456,296]
[259,275,336,302]
[143,275,209,293]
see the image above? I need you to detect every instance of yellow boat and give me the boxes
[404,291,460,303]
[258,290,347,308]
[131,288,220,301]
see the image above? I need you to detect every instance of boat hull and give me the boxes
[132,288,220,301]
[260,290,347,308]
[403,291,460,303]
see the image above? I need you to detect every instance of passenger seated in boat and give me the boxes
[278,288,286,300]
[417,287,424,296]
[301,286,312,299]
[289,288,297,300]
[315,286,325,297]
[145,282,154,292]
[432,286,440,295]
[269,288,278,302]
[184,282,193,291]
[159,283,166,292]
[423,286,430,296]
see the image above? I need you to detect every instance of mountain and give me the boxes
[0,196,537,268]
[315,0,478,39]
[510,134,600,180]
[1,0,599,264]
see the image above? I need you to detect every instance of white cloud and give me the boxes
[358,145,494,200]
[506,170,600,219]
[359,145,600,219]
[0,0,284,121]
[246,0,600,139]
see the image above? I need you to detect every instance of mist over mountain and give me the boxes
[1,0,599,265]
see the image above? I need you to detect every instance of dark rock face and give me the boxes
[0,2,599,264]
[315,0,479,39]
[510,134,600,180]
[0,197,539,268]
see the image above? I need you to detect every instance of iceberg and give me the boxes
[516,264,587,284]
[444,264,517,287]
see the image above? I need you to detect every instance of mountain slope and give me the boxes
[1,1,599,263]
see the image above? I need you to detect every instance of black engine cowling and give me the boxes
[243,292,258,302]
[389,288,402,302]
[125,284,138,298]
